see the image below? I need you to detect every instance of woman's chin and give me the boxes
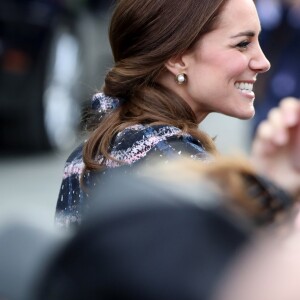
[227,108,255,120]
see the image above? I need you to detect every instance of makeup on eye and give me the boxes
[236,40,251,49]
[229,30,258,50]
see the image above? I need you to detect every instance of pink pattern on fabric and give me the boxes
[62,125,189,176]
[103,126,183,168]
[63,159,85,179]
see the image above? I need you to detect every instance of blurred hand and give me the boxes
[251,97,300,198]
[284,0,300,7]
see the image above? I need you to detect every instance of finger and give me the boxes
[279,97,300,127]
[257,120,273,140]
[279,98,300,170]
[291,117,300,171]
[267,108,288,145]
[253,120,277,154]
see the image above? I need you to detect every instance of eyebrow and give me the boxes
[230,31,256,38]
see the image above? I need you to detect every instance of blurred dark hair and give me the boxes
[37,170,250,300]
[83,0,228,172]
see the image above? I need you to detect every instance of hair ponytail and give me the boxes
[102,58,163,99]
[83,0,226,172]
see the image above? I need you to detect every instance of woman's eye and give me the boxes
[236,41,250,49]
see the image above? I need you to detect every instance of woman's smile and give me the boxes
[234,81,255,99]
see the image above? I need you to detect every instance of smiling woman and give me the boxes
[159,0,270,121]
[54,0,300,230]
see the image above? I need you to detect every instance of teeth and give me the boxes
[235,82,253,92]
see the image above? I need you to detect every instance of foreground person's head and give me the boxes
[0,170,252,300]
[37,173,251,300]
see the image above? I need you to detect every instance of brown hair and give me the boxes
[83,0,228,172]
[141,156,295,226]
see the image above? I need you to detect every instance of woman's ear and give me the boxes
[164,55,187,76]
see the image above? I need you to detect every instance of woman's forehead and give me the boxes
[215,0,260,33]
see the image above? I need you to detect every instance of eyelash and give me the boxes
[236,41,250,50]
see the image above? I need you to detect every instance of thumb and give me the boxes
[291,121,300,171]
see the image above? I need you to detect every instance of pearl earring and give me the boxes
[175,73,187,85]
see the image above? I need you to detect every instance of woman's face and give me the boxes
[178,0,270,121]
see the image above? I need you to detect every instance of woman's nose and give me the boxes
[250,45,271,74]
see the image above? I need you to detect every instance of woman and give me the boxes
[55,0,300,229]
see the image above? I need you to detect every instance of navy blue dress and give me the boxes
[55,93,211,229]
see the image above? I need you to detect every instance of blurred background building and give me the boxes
[0,0,115,230]
[0,0,114,152]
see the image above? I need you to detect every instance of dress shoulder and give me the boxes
[55,124,210,230]
[105,124,210,167]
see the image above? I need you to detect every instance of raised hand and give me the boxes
[251,97,300,199]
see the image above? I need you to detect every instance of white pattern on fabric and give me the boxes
[55,93,210,230]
